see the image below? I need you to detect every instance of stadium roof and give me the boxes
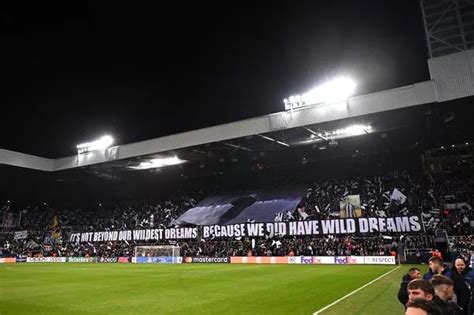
[1,49,474,173]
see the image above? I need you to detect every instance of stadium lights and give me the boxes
[257,134,290,147]
[128,156,187,170]
[297,124,372,147]
[77,135,114,154]
[306,125,372,140]
[334,124,372,136]
[284,77,356,110]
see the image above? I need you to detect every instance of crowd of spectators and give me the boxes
[14,194,201,232]
[1,169,472,259]
[299,170,473,235]
[0,234,396,259]
[179,235,395,258]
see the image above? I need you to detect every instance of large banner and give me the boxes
[69,227,198,243]
[68,216,421,243]
[14,230,28,240]
[201,216,421,238]
[171,186,305,226]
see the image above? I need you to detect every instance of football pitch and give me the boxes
[0,263,418,315]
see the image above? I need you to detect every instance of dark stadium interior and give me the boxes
[2,97,472,207]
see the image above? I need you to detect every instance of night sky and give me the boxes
[0,1,430,158]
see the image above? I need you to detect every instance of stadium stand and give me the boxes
[1,168,472,260]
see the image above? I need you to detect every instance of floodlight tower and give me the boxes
[419,0,474,58]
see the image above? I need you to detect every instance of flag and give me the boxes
[339,195,362,218]
[44,215,62,253]
[274,212,283,222]
[286,210,295,220]
[297,207,309,220]
[2,212,15,230]
[14,230,28,240]
[26,239,42,250]
[46,215,62,239]
[391,188,407,205]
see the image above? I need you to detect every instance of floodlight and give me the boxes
[284,77,356,110]
[77,135,114,154]
[303,77,356,105]
[342,124,371,136]
[128,156,187,170]
[256,134,290,147]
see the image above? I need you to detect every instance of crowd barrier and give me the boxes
[1,255,395,264]
[118,257,130,263]
[68,257,97,263]
[98,257,118,263]
[26,257,67,263]
[132,256,183,264]
[230,256,396,265]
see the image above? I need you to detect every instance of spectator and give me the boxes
[407,279,436,303]
[400,268,422,307]
[453,258,474,315]
[406,298,443,315]
[430,275,463,315]
[424,257,470,314]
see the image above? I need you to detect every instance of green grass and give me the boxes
[0,263,423,315]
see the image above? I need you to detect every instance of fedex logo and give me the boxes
[335,256,348,264]
[300,256,313,264]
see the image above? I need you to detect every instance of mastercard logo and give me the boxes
[185,257,193,263]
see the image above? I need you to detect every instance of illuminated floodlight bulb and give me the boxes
[77,135,114,153]
[344,124,372,136]
[129,156,187,170]
[303,77,356,105]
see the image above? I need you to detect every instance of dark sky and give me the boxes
[0,1,430,158]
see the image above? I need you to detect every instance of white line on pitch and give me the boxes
[312,265,401,315]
